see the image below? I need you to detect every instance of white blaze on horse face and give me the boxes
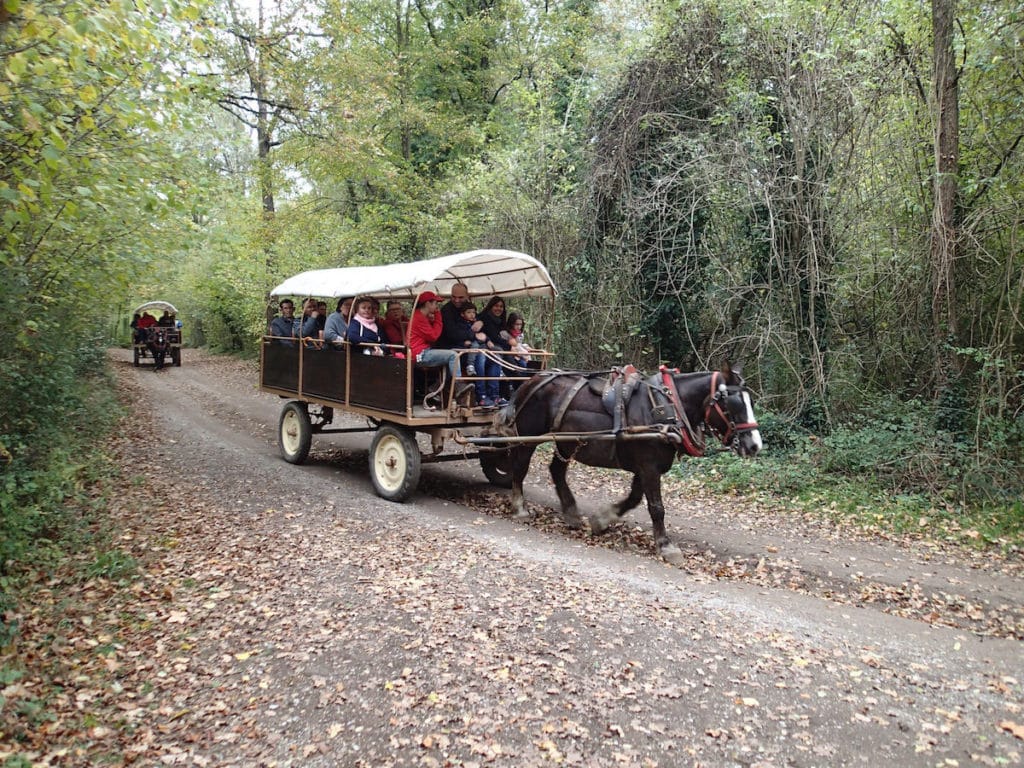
[742,391,763,452]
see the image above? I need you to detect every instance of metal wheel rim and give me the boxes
[281,409,303,455]
[373,434,408,493]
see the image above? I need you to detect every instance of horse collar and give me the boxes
[659,365,705,458]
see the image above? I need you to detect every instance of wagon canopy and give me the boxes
[132,300,179,315]
[269,249,556,301]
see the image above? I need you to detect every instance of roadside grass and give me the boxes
[679,440,1024,554]
[0,363,137,658]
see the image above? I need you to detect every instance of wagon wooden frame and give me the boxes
[260,249,557,500]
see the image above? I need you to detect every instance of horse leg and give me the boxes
[640,471,685,565]
[589,474,644,535]
[508,446,537,520]
[549,451,583,529]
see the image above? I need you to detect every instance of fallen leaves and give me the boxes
[1000,720,1024,740]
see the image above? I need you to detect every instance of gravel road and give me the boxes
[101,349,1023,767]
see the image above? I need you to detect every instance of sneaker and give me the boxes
[479,396,495,408]
[495,397,509,407]
[466,365,477,376]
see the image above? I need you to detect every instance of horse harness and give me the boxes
[512,366,757,458]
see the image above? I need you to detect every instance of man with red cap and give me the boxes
[407,290,461,382]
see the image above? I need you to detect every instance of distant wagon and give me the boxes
[260,249,556,501]
[131,300,183,368]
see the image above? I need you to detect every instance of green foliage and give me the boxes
[87,549,138,581]
[0,357,122,573]
[683,400,1023,549]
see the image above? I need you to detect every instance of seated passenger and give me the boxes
[316,301,328,333]
[137,311,157,331]
[454,302,489,404]
[408,291,460,382]
[130,312,144,344]
[347,297,385,355]
[479,296,511,406]
[298,298,321,346]
[269,299,297,346]
[379,300,408,346]
[323,297,353,348]
[502,312,532,366]
[157,310,174,327]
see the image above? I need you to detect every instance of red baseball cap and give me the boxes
[416,290,441,304]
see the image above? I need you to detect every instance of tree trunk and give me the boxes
[930,0,959,388]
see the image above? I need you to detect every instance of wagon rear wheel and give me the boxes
[279,401,312,464]
[133,346,140,367]
[171,347,181,366]
[370,424,421,502]
[479,450,513,488]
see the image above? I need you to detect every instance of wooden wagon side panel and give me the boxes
[262,342,300,393]
[302,349,348,402]
[348,353,407,413]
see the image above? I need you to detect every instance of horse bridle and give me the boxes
[657,367,759,454]
[703,370,760,447]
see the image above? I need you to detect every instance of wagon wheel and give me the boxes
[279,401,312,464]
[133,346,140,367]
[479,450,513,488]
[172,347,181,366]
[369,424,421,502]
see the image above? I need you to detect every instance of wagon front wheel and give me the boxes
[279,401,312,464]
[479,450,513,488]
[370,425,421,502]
[133,346,140,367]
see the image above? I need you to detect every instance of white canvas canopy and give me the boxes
[132,300,178,315]
[269,249,556,301]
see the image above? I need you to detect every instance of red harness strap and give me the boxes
[659,365,705,457]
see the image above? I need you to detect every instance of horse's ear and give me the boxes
[721,360,743,383]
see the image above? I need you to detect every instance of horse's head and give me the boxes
[703,363,762,457]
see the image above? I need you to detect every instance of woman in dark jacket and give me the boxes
[479,296,510,405]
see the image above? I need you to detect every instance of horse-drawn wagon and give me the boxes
[131,300,182,369]
[261,249,555,501]
[261,249,762,560]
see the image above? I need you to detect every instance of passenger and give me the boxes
[346,297,385,355]
[299,298,321,345]
[453,303,489,405]
[157,310,174,327]
[480,296,511,406]
[379,300,408,346]
[502,312,532,366]
[316,301,328,333]
[137,311,157,331]
[438,282,472,349]
[407,290,461,383]
[269,299,297,346]
[130,313,144,344]
[323,296,353,348]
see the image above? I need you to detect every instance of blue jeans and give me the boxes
[483,355,502,399]
[463,348,487,399]
[417,347,459,381]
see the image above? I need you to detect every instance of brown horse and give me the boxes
[490,363,762,563]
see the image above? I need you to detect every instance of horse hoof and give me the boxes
[658,545,686,566]
[560,513,583,530]
[511,508,531,521]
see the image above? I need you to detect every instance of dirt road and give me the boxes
[69,352,1024,765]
